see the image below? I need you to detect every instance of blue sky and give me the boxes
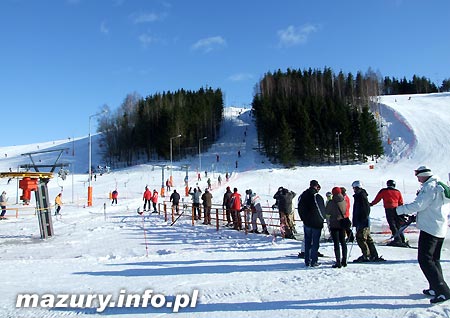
[1,0,449,146]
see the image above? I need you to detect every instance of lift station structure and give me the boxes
[0,148,70,239]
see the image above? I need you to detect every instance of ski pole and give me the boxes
[141,212,149,257]
[171,210,185,226]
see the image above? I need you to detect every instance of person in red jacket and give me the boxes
[151,189,159,213]
[142,186,152,212]
[111,189,118,205]
[370,180,407,246]
[231,188,242,230]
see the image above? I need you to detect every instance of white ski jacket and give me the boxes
[397,176,449,238]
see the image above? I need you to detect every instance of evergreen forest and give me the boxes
[97,66,447,168]
[98,87,223,168]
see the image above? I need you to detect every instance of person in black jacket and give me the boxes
[351,180,382,262]
[298,180,326,267]
[170,189,181,214]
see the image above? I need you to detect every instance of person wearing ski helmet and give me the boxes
[370,179,407,246]
[396,165,450,304]
[351,180,382,263]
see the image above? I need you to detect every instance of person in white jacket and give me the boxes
[396,165,450,304]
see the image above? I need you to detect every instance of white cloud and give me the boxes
[277,24,318,48]
[132,12,162,24]
[138,33,155,47]
[100,21,109,35]
[228,73,254,82]
[191,36,226,53]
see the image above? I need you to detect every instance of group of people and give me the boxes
[137,164,450,304]
[296,165,450,304]
[141,186,159,214]
[221,187,269,234]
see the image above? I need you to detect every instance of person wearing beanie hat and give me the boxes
[222,186,233,226]
[326,186,348,268]
[397,165,450,303]
[415,165,433,177]
[352,181,382,263]
[370,180,407,247]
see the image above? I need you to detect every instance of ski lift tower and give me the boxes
[0,148,70,239]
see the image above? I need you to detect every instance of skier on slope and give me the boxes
[370,180,408,247]
[351,181,383,263]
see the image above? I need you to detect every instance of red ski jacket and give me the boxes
[370,187,404,209]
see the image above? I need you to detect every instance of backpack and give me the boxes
[437,181,450,203]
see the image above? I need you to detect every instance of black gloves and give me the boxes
[407,215,416,223]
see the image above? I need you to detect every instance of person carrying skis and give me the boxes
[351,180,383,262]
[151,189,159,213]
[326,187,348,268]
[142,186,152,212]
[170,189,181,215]
[396,165,450,304]
[298,180,326,267]
[370,179,407,247]
[201,188,213,225]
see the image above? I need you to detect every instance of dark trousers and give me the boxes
[152,202,157,212]
[386,208,406,242]
[304,225,322,265]
[418,231,450,297]
[143,199,151,211]
[331,229,348,265]
[192,203,200,219]
[0,206,6,217]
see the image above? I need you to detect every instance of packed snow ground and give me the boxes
[1,93,450,317]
